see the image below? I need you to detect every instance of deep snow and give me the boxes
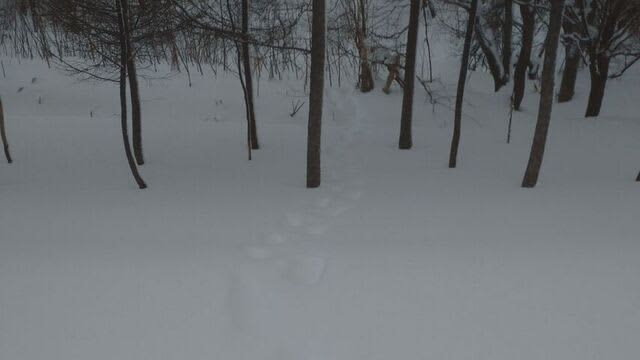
[1,39,640,360]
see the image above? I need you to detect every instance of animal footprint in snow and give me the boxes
[244,246,272,260]
[346,190,363,200]
[267,233,287,245]
[284,212,304,227]
[330,181,345,190]
[329,205,349,217]
[283,256,326,285]
[305,224,328,236]
[316,197,332,209]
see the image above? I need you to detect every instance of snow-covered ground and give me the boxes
[1,44,640,360]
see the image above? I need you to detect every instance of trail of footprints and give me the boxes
[243,91,365,286]
[243,181,364,285]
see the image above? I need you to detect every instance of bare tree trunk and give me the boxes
[358,55,374,93]
[117,0,146,189]
[502,0,513,82]
[558,47,580,102]
[513,1,535,110]
[475,8,508,92]
[242,0,259,149]
[127,58,144,165]
[585,56,609,117]
[558,18,580,103]
[398,0,420,149]
[356,0,374,93]
[306,0,325,188]
[522,0,565,188]
[122,0,144,166]
[449,0,478,168]
[0,97,12,164]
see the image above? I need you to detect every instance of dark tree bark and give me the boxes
[398,0,420,149]
[512,1,535,110]
[127,58,144,165]
[475,20,508,92]
[122,0,144,166]
[522,0,565,188]
[242,0,259,149]
[306,0,325,188]
[636,171,640,182]
[557,47,580,103]
[0,97,12,164]
[558,16,580,103]
[585,55,610,117]
[354,0,374,92]
[117,0,146,189]
[449,0,478,169]
[502,0,513,82]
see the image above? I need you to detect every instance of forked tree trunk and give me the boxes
[398,0,421,149]
[585,56,609,117]
[522,0,565,188]
[0,97,12,163]
[242,0,259,149]
[117,0,146,189]
[502,0,513,82]
[475,20,508,92]
[306,0,325,188]
[449,0,478,168]
[512,1,534,110]
[122,0,144,166]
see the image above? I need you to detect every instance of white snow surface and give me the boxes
[1,45,640,360]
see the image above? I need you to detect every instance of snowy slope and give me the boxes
[1,45,640,360]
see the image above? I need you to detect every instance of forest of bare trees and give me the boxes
[1,0,639,187]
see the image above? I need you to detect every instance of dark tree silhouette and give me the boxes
[241,0,259,150]
[512,0,535,110]
[117,0,146,189]
[306,0,325,188]
[502,0,513,82]
[558,2,581,103]
[577,0,640,117]
[398,0,420,150]
[522,0,565,188]
[449,0,478,168]
[0,97,12,163]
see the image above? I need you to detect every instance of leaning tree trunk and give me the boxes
[522,0,565,188]
[0,97,12,163]
[127,57,144,165]
[502,0,513,82]
[122,0,144,166]
[585,56,610,117]
[398,0,421,149]
[242,0,259,149]
[475,21,508,92]
[306,0,325,188]
[449,0,478,169]
[558,18,580,103]
[512,1,534,110]
[117,0,146,189]
[475,5,508,92]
